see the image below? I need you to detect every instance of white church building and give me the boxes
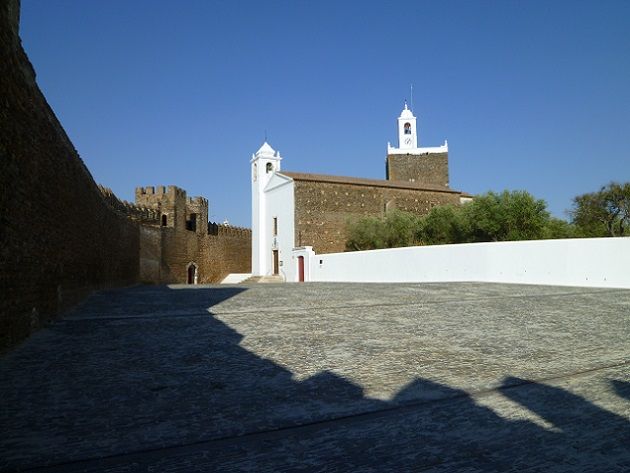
[251,103,462,282]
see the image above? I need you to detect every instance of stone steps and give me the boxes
[220,273,253,284]
[240,275,285,284]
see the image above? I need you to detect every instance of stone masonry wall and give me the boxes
[145,225,251,284]
[135,186,251,284]
[203,226,252,283]
[0,0,140,351]
[386,152,450,188]
[293,180,460,254]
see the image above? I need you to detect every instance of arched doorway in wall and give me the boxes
[187,262,198,284]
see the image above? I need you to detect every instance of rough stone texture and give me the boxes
[386,151,450,188]
[292,178,461,253]
[0,282,628,472]
[0,0,140,351]
[0,2,251,350]
[204,225,252,282]
[135,186,251,284]
[99,185,161,224]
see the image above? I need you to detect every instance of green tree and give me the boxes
[463,190,549,242]
[543,217,576,239]
[417,204,469,245]
[346,210,420,251]
[346,190,563,250]
[571,182,630,237]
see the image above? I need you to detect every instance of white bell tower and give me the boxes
[397,101,418,149]
[251,142,281,276]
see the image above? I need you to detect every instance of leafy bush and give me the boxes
[543,217,576,239]
[463,190,550,242]
[346,210,420,251]
[346,190,576,250]
[417,204,468,245]
[571,182,630,237]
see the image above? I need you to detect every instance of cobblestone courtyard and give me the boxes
[1,282,629,472]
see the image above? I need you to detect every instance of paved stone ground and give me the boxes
[0,282,628,472]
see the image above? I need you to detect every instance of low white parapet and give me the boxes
[387,141,448,155]
[294,238,630,289]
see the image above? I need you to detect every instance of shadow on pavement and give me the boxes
[612,379,630,401]
[0,285,628,472]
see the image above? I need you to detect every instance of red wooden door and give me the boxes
[298,256,304,282]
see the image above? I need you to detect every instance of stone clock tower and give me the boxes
[386,102,450,188]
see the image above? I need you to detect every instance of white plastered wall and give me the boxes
[264,173,296,280]
[300,237,630,288]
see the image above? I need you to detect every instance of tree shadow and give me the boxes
[1,285,629,472]
[611,379,630,401]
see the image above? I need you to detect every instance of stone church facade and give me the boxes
[252,104,472,282]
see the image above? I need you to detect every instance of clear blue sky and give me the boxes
[20,0,630,227]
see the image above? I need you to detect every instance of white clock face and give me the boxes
[404,137,412,145]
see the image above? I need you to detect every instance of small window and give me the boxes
[186,213,197,231]
[273,217,278,236]
[266,162,273,173]
[404,122,411,135]
[161,214,167,226]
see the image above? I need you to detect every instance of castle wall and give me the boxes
[293,180,461,254]
[386,152,449,188]
[135,186,251,284]
[139,226,162,283]
[203,226,252,283]
[0,0,140,351]
[158,227,203,283]
[149,225,251,284]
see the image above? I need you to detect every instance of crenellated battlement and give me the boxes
[99,185,160,223]
[135,185,188,208]
[135,185,186,197]
[135,186,208,216]
[208,222,252,238]
[188,196,208,206]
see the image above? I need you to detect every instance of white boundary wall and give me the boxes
[299,238,630,288]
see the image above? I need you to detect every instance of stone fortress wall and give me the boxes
[0,0,141,350]
[134,186,251,285]
[98,185,161,224]
[0,1,251,351]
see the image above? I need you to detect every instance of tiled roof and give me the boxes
[280,171,462,194]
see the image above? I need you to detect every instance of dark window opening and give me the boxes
[161,214,167,227]
[273,217,278,236]
[404,122,411,135]
[186,213,197,231]
[266,162,273,173]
